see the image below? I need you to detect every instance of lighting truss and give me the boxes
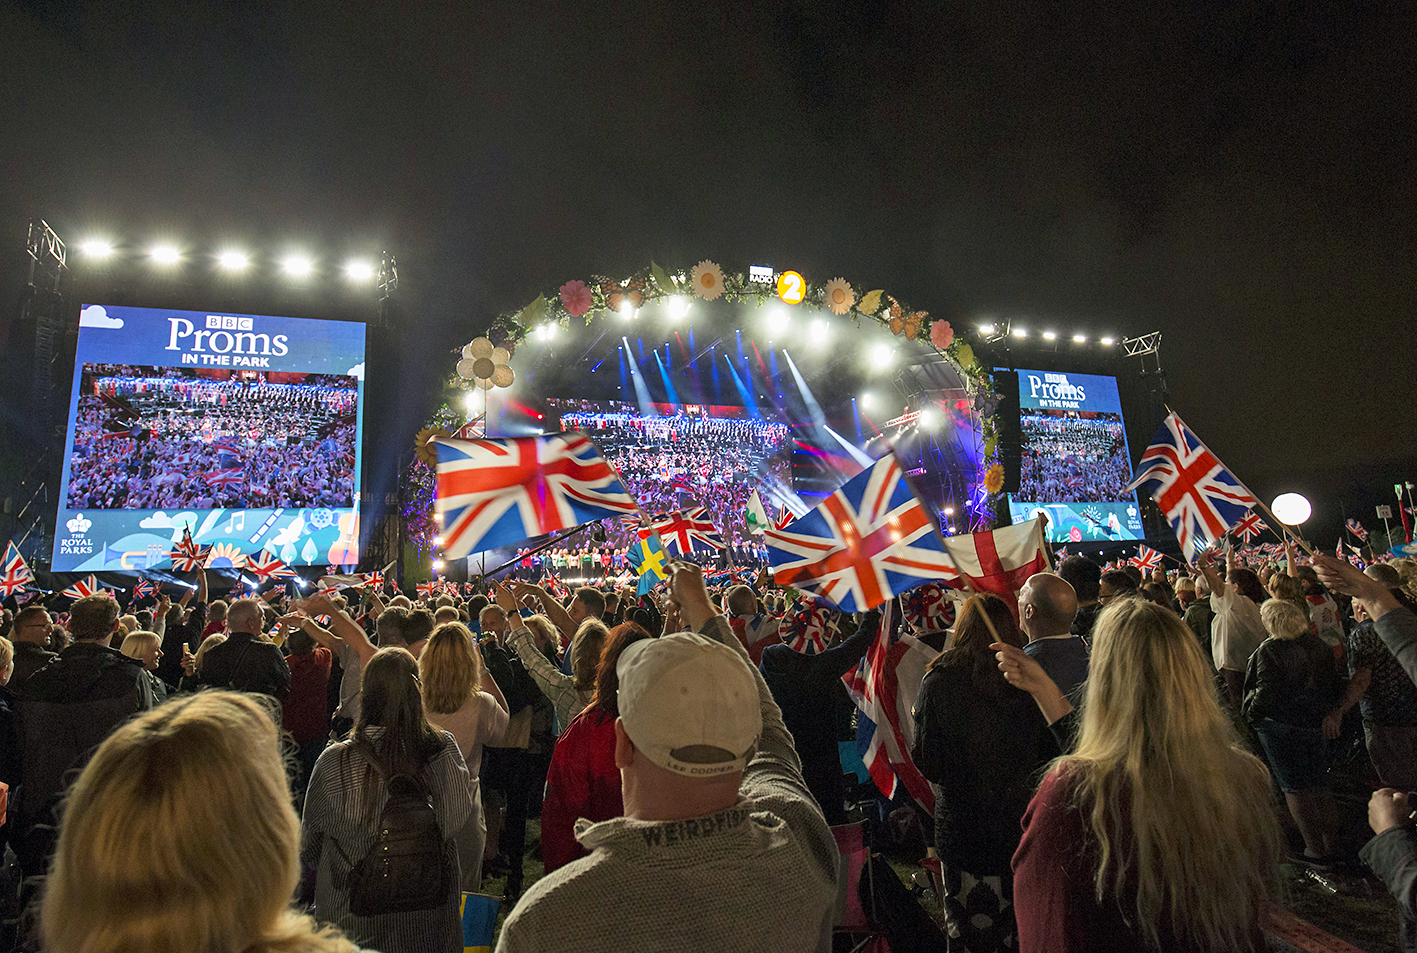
[1121,332,1162,358]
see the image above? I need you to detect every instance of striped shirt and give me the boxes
[507,624,589,730]
[301,727,472,953]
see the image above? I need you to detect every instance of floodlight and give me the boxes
[465,392,479,412]
[217,250,249,272]
[766,307,789,334]
[870,344,894,367]
[860,392,876,411]
[432,559,445,570]
[943,505,954,515]
[150,245,181,265]
[536,324,556,341]
[1072,333,1087,343]
[918,407,940,429]
[667,296,691,320]
[344,259,375,281]
[1271,493,1312,526]
[81,239,113,259]
[282,254,313,277]
[1011,327,1027,338]
[1099,336,1115,346]
[618,300,636,318]
[1042,330,1057,341]
[978,323,995,335]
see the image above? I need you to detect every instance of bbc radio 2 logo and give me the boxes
[207,315,254,331]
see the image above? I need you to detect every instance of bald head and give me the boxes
[1018,572,1078,640]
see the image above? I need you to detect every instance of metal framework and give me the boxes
[1121,331,1162,359]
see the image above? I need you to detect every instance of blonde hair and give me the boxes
[42,692,360,953]
[570,619,611,692]
[0,636,12,675]
[419,622,484,715]
[193,633,228,674]
[1056,599,1281,953]
[119,630,161,663]
[524,613,560,650]
[1261,598,1310,641]
[117,614,140,638]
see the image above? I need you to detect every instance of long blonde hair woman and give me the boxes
[1012,598,1283,953]
[42,691,368,953]
[419,622,509,889]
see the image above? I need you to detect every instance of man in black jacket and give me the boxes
[199,598,290,701]
[16,594,156,874]
[7,606,57,686]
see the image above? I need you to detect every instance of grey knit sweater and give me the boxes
[496,614,838,953]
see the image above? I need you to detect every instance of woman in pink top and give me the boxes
[420,622,509,889]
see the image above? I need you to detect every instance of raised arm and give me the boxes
[512,581,576,642]
[300,593,377,664]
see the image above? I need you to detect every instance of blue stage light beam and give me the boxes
[723,354,761,419]
[781,349,825,428]
[653,349,681,407]
[823,424,875,468]
[622,336,657,416]
[710,344,721,402]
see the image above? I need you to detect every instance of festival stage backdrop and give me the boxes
[52,304,366,572]
[548,399,795,552]
[1006,369,1144,544]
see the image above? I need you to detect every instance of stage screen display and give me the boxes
[1007,369,1144,544]
[548,399,794,554]
[53,304,366,572]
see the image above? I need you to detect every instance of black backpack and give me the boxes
[342,742,453,916]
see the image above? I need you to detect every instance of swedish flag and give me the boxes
[626,534,669,596]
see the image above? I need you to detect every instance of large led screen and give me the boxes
[1007,369,1144,544]
[53,304,366,572]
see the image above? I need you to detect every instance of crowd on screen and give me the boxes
[1016,409,1134,503]
[556,405,792,551]
[64,367,358,511]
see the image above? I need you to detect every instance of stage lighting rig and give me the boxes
[149,244,181,265]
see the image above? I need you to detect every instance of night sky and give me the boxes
[2,1,1414,541]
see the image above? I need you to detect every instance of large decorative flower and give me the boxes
[983,463,1006,495]
[559,279,593,317]
[823,277,855,315]
[204,542,247,569]
[930,319,954,350]
[690,260,725,300]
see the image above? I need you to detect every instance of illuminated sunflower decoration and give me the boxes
[204,542,247,569]
[690,260,725,300]
[823,277,855,316]
[983,463,1006,495]
[415,426,455,467]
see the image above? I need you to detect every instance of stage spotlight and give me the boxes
[870,344,894,368]
[918,407,940,430]
[810,318,829,339]
[860,392,876,411]
[1072,333,1087,343]
[344,259,375,281]
[667,296,691,320]
[1011,327,1027,338]
[81,239,114,259]
[978,323,995,335]
[1099,336,1115,346]
[618,300,636,318]
[464,392,479,413]
[282,254,313,277]
[1042,330,1057,341]
[943,505,954,515]
[217,250,250,272]
[766,307,789,334]
[536,324,556,341]
[150,244,181,265]
[432,559,445,571]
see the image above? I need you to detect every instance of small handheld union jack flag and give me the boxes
[1231,510,1267,544]
[131,577,157,600]
[652,507,725,555]
[169,528,206,571]
[62,574,107,600]
[1,542,33,597]
[1124,412,1258,562]
[204,468,245,487]
[1346,519,1369,542]
[435,434,640,558]
[1131,545,1163,572]
[246,550,297,584]
[766,453,955,612]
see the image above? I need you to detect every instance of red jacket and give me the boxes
[540,707,622,872]
[282,647,331,743]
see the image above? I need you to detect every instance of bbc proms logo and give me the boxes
[1027,372,1087,405]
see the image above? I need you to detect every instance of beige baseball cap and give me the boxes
[616,633,762,778]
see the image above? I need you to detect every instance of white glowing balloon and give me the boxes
[1270,492,1312,525]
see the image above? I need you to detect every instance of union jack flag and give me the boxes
[204,468,245,487]
[652,507,725,555]
[1131,544,1163,572]
[765,453,954,612]
[1232,511,1267,543]
[416,580,439,599]
[773,508,796,531]
[620,515,655,540]
[0,542,33,597]
[841,603,935,813]
[62,574,107,599]
[246,550,297,583]
[1347,519,1369,542]
[1124,412,1258,562]
[210,435,241,454]
[1055,546,1070,561]
[168,528,207,571]
[435,434,640,558]
[131,577,157,600]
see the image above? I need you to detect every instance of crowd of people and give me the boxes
[1016,409,1133,503]
[65,365,359,511]
[6,540,1417,952]
[552,400,792,551]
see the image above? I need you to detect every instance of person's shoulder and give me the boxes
[499,853,610,936]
